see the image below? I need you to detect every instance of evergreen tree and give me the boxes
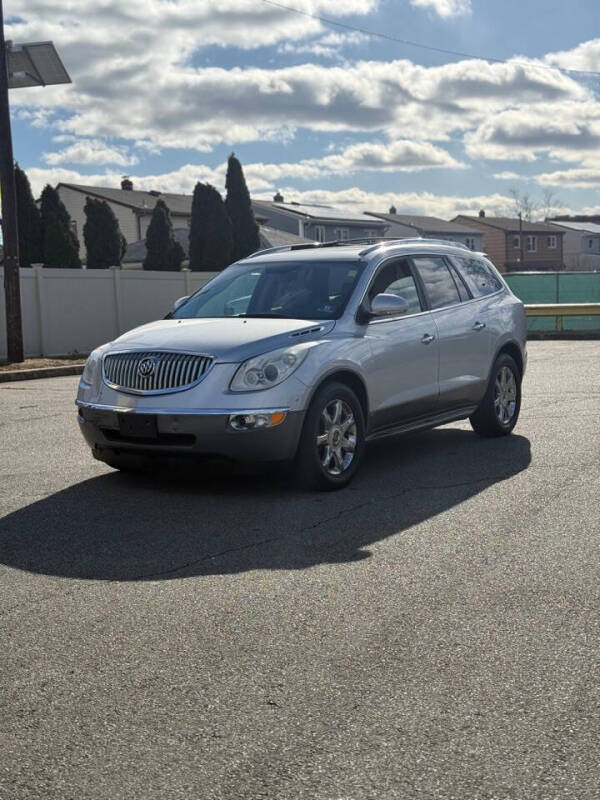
[15,164,43,267]
[169,238,186,271]
[225,153,260,262]
[40,185,80,268]
[83,197,123,268]
[143,199,182,271]
[188,182,233,271]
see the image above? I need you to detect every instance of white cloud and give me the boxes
[42,139,139,167]
[545,38,600,73]
[536,167,600,188]
[278,31,370,59]
[410,0,471,18]
[493,171,522,180]
[465,102,600,163]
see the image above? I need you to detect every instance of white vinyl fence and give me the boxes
[0,267,218,359]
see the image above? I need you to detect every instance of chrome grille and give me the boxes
[103,351,213,394]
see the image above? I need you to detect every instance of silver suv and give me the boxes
[77,238,527,490]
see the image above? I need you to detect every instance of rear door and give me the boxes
[363,257,439,431]
[410,254,492,411]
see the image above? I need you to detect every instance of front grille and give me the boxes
[103,351,213,394]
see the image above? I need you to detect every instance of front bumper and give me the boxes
[77,402,305,463]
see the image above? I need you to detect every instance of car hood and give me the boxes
[110,317,336,362]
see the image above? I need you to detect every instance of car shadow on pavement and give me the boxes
[0,428,531,581]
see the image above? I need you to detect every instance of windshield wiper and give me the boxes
[237,313,288,318]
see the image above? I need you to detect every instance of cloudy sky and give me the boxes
[8,0,600,217]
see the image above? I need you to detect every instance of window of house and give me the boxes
[411,256,462,310]
[70,220,78,238]
[364,230,378,239]
[314,225,326,243]
[334,228,349,241]
[512,235,520,248]
[589,239,594,249]
[527,235,537,252]
[547,235,557,249]
[465,237,476,250]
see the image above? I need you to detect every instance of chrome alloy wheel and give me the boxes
[494,365,517,425]
[316,399,357,476]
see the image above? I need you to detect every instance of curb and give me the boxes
[0,364,85,383]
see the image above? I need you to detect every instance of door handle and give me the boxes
[473,321,486,331]
[421,333,435,344]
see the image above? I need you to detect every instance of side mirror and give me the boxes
[174,295,189,311]
[369,293,409,317]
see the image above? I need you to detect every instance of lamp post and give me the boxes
[0,0,21,362]
[0,0,70,362]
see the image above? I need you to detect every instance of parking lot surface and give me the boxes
[1,340,599,799]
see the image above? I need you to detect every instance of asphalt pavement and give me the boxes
[1,340,598,800]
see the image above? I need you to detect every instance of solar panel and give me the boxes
[8,42,71,89]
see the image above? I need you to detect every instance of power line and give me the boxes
[261,0,600,78]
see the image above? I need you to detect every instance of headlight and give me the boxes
[81,346,106,385]
[230,343,312,392]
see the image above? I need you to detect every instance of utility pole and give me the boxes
[519,212,524,269]
[0,0,24,363]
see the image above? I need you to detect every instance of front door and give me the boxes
[363,258,439,432]
[410,255,491,410]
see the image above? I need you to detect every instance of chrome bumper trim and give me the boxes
[76,400,290,416]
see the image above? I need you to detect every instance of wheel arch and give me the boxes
[307,369,370,424]
[494,340,524,378]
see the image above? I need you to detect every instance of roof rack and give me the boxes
[247,236,472,259]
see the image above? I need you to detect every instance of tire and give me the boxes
[470,353,521,438]
[296,381,366,491]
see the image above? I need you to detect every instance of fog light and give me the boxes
[228,411,287,431]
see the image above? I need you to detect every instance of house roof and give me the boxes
[122,225,311,264]
[547,220,600,236]
[59,183,193,216]
[366,212,481,235]
[252,199,387,226]
[456,215,564,234]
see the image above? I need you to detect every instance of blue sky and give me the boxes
[7,0,600,218]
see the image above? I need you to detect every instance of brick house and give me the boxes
[453,214,565,272]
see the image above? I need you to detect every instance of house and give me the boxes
[122,224,313,269]
[251,196,388,243]
[546,219,600,271]
[56,179,193,245]
[452,214,565,272]
[364,212,483,250]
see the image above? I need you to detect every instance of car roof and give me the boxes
[239,238,479,265]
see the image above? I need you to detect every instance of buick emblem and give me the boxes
[137,357,155,378]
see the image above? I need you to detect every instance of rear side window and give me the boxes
[453,256,503,297]
[411,256,462,310]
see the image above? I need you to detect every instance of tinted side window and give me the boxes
[454,256,503,297]
[369,259,422,314]
[412,256,461,310]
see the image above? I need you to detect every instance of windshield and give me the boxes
[173,260,364,320]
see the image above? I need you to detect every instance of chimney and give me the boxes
[389,205,397,215]
[121,176,133,191]
[273,191,284,203]
[478,209,485,218]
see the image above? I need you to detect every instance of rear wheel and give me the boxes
[296,382,365,490]
[470,353,521,437]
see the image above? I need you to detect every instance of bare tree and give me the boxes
[539,188,561,220]
[509,187,538,222]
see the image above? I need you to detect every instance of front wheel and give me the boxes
[296,382,365,491]
[470,353,521,437]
